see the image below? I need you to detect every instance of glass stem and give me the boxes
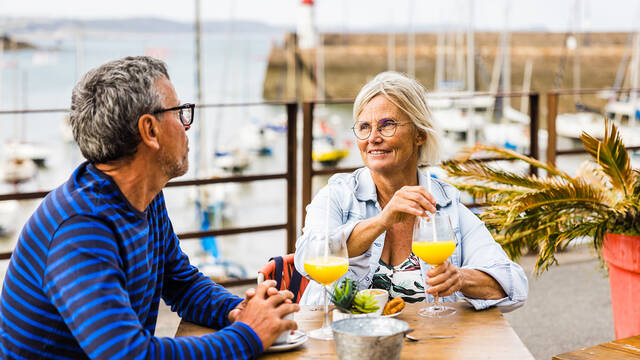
[322,286,330,329]
[433,292,441,311]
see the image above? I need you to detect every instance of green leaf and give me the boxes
[441,118,640,277]
[580,119,634,197]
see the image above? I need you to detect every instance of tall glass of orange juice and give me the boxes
[412,211,457,318]
[302,231,348,340]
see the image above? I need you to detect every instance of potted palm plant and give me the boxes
[441,119,640,339]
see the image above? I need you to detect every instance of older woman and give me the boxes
[294,72,527,312]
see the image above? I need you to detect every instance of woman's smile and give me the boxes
[357,95,420,175]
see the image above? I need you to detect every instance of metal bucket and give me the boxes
[330,318,412,360]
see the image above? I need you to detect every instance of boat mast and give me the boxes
[631,32,640,126]
[75,22,85,84]
[0,29,3,110]
[194,0,207,179]
[466,0,475,145]
[573,0,582,105]
[407,0,416,78]
[502,1,511,110]
[387,4,396,71]
[435,31,444,90]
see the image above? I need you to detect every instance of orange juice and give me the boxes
[304,256,349,285]
[412,241,456,265]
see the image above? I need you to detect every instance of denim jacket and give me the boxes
[294,167,528,312]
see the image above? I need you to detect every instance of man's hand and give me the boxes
[228,282,293,323]
[425,260,465,297]
[234,280,299,349]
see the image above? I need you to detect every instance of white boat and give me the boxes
[483,123,531,153]
[0,157,37,184]
[240,123,275,156]
[0,200,19,238]
[214,149,250,175]
[557,27,640,147]
[432,108,485,136]
[557,112,640,146]
[311,114,350,167]
[4,142,50,168]
[311,135,349,166]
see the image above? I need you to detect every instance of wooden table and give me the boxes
[553,335,640,359]
[176,302,533,359]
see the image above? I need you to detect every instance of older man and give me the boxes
[0,56,297,359]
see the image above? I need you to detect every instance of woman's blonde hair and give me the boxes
[352,71,441,166]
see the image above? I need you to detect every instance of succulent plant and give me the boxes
[329,278,358,313]
[351,290,380,314]
[330,279,381,314]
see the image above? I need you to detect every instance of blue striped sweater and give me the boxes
[0,162,263,359]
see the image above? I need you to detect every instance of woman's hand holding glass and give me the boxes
[412,211,458,318]
[377,186,437,228]
[424,260,465,298]
[302,231,349,340]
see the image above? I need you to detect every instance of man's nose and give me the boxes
[184,125,191,131]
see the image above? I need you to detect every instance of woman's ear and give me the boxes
[416,129,427,146]
[138,114,160,151]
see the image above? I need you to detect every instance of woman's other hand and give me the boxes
[425,260,465,297]
[425,262,508,300]
[378,185,436,228]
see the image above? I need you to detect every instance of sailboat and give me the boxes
[310,31,349,167]
[0,200,19,238]
[0,156,37,185]
[1,64,45,183]
[600,32,640,145]
[556,1,640,146]
[311,111,349,167]
[191,0,247,282]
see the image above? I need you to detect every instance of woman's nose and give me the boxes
[368,126,383,143]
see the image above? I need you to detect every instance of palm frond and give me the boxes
[444,181,523,204]
[441,159,560,192]
[507,216,608,274]
[443,118,639,276]
[452,144,572,179]
[580,119,634,197]
[506,180,611,223]
[633,170,640,198]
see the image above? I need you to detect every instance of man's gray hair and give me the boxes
[70,56,170,163]
[353,71,441,166]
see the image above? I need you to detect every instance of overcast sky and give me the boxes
[2,0,640,32]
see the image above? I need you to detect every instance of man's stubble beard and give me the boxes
[159,147,188,180]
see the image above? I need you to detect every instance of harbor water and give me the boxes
[2,29,639,282]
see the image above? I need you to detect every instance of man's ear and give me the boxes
[138,114,160,150]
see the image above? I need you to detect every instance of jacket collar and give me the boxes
[354,167,451,209]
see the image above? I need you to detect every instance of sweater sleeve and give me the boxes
[44,215,262,360]
[161,217,245,330]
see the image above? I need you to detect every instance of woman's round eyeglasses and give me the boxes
[152,103,195,126]
[351,118,409,140]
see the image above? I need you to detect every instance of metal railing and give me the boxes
[6,88,640,287]
[300,92,540,221]
[0,101,298,287]
[546,88,640,166]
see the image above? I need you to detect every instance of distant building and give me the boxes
[1,34,36,50]
[297,0,317,49]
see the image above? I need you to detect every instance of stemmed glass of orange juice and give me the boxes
[302,231,349,340]
[412,211,457,318]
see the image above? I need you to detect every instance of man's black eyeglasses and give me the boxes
[152,103,195,126]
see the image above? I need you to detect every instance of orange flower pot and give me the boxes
[602,233,640,339]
